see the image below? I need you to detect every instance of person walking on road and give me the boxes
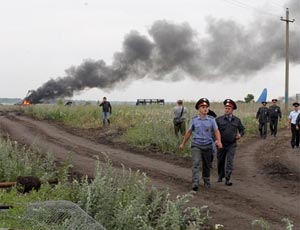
[173,100,187,138]
[288,102,300,148]
[296,113,300,148]
[269,99,282,137]
[256,101,269,139]
[99,97,112,126]
[207,109,217,169]
[216,99,245,186]
[179,98,222,191]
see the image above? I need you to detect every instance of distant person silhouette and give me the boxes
[173,99,187,138]
[269,99,281,137]
[99,97,112,126]
[288,102,300,148]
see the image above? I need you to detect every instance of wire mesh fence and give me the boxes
[1,200,106,230]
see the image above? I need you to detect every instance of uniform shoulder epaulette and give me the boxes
[232,115,240,120]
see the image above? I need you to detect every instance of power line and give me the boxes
[271,0,287,7]
[223,0,283,19]
[269,2,285,10]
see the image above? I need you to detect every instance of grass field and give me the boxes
[20,102,289,156]
[0,103,293,230]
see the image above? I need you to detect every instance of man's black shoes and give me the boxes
[192,185,198,191]
[225,179,233,186]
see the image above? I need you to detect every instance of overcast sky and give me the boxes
[0,0,299,102]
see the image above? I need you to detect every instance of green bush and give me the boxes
[77,161,211,230]
[0,136,60,182]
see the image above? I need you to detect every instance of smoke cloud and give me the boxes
[27,0,299,103]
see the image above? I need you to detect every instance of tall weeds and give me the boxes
[21,102,288,156]
[0,135,59,182]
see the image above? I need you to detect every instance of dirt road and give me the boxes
[0,111,299,229]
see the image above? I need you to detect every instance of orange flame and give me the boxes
[22,100,31,105]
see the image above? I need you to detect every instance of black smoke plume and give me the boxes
[27,0,299,103]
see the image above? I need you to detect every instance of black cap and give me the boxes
[292,102,299,107]
[195,98,210,110]
[261,101,267,105]
[223,99,237,110]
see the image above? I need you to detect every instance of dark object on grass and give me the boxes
[0,177,58,193]
[65,101,73,106]
[16,176,42,193]
[0,204,13,209]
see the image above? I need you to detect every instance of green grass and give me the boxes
[0,136,62,182]
[0,136,212,230]
[19,102,289,156]
[0,104,294,229]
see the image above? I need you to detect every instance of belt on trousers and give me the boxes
[191,143,212,148]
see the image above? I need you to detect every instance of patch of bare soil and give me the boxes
[0,111,299,230]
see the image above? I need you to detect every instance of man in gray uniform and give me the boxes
[173,100,187,137]
[256,101,269,139]
[179,98,222,191]
[269,99,281,137]
[216,99,245,186]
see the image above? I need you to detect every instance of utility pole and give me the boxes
[281,8,295,114]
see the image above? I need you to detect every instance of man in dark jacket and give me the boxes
[216,99,245,186]
[296,113,300,147]
[269,99,282,137]
[99,97,112,126]
[207,109,217,168]
[256,101,269,139]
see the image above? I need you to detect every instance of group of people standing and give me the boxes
[174,98,245,191]
[256,99,300,148]
[101,96,298,191]
[173,98,300,191]
[255,99,282,139]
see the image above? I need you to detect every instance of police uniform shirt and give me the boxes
[216,115,245,144]
[269,105,282,119]
[189,115,218,145]
[289,110,300,124]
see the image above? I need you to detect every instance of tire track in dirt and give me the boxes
[0,112,299,229]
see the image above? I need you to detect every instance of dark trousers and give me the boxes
[210,142,216,166]
[259,121,267,138]
[174,122,186,137]
[217,143,237,180]
[269,118,278,136]
[191,144,211,186]
[291,124,300,147]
